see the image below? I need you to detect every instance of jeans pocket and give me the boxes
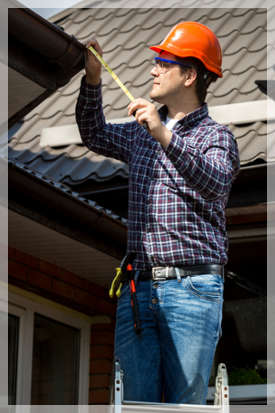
[186,273,223,302]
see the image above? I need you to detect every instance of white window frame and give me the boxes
[9,290,91,406]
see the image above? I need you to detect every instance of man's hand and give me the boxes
[128,99,172,148]
[85,39,103,86]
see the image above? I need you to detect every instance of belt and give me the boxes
[138,264,224,281]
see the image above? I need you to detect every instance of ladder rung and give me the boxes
[115,403,225,413]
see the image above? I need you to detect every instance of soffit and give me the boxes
[9,209,120,288]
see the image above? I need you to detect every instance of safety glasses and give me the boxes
[153,57,192,73]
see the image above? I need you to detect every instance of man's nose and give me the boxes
[150,65,158,77]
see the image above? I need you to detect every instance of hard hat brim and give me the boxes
[149,44,223,78]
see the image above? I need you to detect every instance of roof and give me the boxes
[8,7,275,189]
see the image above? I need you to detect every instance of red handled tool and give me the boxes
[127,264,142,335]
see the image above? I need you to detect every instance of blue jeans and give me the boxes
[114,272,224,404]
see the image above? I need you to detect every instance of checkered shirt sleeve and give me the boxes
[76,77,240,270]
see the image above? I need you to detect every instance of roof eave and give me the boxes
[8,160,127,260]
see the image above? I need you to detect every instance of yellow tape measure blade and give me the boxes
[88,46,135,102]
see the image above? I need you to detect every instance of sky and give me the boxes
[18,0,80,18]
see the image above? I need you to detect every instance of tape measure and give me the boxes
[88,46,135,102]
[88,45,149,131]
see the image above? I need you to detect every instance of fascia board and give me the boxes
[40,100,274,148]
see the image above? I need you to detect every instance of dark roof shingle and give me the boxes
[9,7,272,187]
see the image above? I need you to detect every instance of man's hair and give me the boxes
[176,57,218,104]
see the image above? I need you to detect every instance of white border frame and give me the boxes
[8,290,91,405]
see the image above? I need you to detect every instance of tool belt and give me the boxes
[109,262,223,297]
[109,256,223,336]
[138,264,224,281]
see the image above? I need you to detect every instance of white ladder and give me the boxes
[113,362,229,413]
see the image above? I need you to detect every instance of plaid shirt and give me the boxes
[76,77,240,270]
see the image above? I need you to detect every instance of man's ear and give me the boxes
[183,67,197,87]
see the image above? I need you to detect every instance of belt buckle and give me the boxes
[152,267,167,281]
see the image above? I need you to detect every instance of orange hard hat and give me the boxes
[150,21,223,78]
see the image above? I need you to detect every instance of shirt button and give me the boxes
[152,298,158,304]
[153,283,159,289]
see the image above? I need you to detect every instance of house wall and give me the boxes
[8,246,116,404]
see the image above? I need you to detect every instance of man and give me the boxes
[76,21,240,405]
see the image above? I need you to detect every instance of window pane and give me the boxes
[9,314,19,405]
[31,314,80,404]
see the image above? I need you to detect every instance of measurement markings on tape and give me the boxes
[88,46,135,102]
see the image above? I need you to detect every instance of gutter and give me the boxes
[9,7,86,89]
[8,7,86,127]
[8,159,127,260]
